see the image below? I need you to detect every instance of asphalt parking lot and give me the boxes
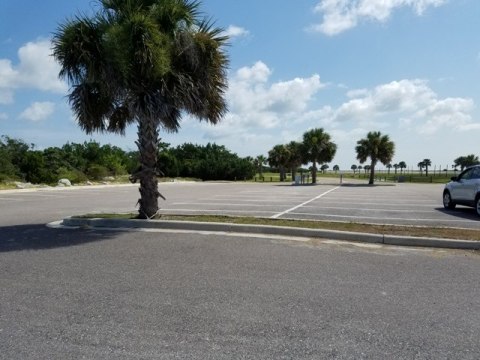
[1,179,480,229]
[154,179,480,229]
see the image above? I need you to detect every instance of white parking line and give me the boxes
[172,202,295,207]
[270,187,341,219]
[158,208,275,214]
[288,211,476,223]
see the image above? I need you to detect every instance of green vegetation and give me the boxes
[0,136,255,185]
[266,128,337,184]
[53,0,229,218]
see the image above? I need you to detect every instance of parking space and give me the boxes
[158,180,480,229]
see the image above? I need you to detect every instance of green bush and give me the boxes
[87,164,109,180]
[57,167,88,184]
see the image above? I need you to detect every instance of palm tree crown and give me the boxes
[53,0,229,218]
[355,131,395,185]
[301,128,337,184]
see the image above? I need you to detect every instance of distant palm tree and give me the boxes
[301,128,337,184]
[321,164,329,173]
[351,164,357,174]
[422,158,432,176]
[333,165,340,173]
[286,141,303,181]
[386,163,392,174]
[355,131,395,185]
[255,155,266,178]
[52,0,229,218]
[417,161,425,175]
[398,161,407,174]
[268,144,289,181]
[393,163,399,174]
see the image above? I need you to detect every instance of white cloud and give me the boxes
[20,101,55,122]
[314,79,476,134]
[309,0,447,35]
[202,61,324,141]
[223,25,250,39]
[0,39,66,103]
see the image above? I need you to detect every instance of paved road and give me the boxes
[1,182,480,358]
[2,225,480,359]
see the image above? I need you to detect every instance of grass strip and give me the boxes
[75,213,480,241]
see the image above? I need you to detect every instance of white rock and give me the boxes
[58,178,72,187]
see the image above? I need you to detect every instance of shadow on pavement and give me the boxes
[0,224,121,253]
[435,207,479,221]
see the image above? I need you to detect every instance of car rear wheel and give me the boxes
[475,195,480,217]
[443,190,456,210]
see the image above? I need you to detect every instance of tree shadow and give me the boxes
[0,224,122,253]
[273,182,342,187]
[339,183,395,187]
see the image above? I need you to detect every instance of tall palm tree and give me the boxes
[52,0,229,219]
[398,161,407,174]
[351,164,357,174]
[301,128,337,184]
[355,131,395,185]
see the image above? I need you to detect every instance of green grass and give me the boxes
[75,213,480,241]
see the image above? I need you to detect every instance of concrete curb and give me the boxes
[61,217,480,250]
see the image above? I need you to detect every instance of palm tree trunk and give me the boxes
[136,116,160,219]
[312,161,317,184]
[369,160,375,185]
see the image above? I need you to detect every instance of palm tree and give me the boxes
[351,164,357,174]
[333,165,340,173]
[268,144,289,181]
[321,164,329,173]
[393,163,399,174]
[255,155,266,178]
[53,0,228,219]
[422,158,431,176]
[417,161,425,175]
[285,141,303,181]
[398,161,407,174]
[301,128,337,184]
[386,163,392,174]
[355,131,395,185]
[454,154,480,171]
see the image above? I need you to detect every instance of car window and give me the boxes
[460,167,480,180]
[461,169,473,180]
[472,167,480,179]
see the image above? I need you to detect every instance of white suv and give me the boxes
[443,165,480,216]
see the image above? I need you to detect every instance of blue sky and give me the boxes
[1,0,479,170]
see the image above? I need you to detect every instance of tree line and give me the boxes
[0,136,255,184]
[264,129,394,185]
